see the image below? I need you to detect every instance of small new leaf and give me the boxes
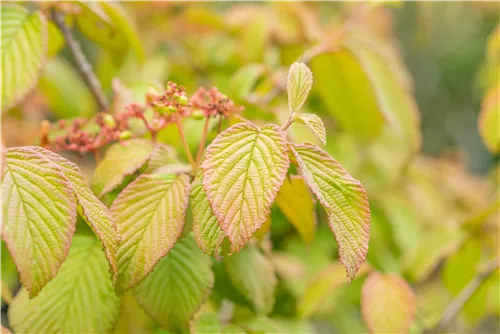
[202,123,289,251]
[112,173,190,290]
[134,236,214,331]
[8,235,120,333]
[361,272,416,333]
[292,113,326,145]
[91,139,154,197]
[291,143,370,281]
[191,170,225,259]
[287,62,313,113]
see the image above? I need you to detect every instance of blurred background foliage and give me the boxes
[1,1,499,333]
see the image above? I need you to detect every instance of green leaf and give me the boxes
[202,123,289,251]
[76,2,144,63]
[310,50,384,141]
[361,272,415,334]
[290,143,370,281]
[191,313,222,334]
[37,147,119,280]
[275,176,316,244]
[47,21,64,57]
[8,235,120,333]
[297,262,351,319]
[287,62,313,113]
[145,143,178,173]
[224,244,277,315]
[478,84,500,153]
[91,139,154,197]
[191,170,225,259]
[292,113,326,145]
[112,173,190,290]
[112,291,154,334]
[39,57,97,118]
[2,147,76,297]
[229,63,266,100]
[1,5,47,112]
[347,43,421,151]
[134,236,214,331]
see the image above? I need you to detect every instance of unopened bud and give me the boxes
[176,94,188,106]
[146,87,159,104]
[191,109,205,119]
[119,131,132,140]
[103,114,116,128]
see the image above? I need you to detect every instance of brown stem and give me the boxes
[430,259,498,333]
[51,9,109,111]
[93,149,101,164]
[195,116,211,165]
[175,115,196,170]
[280,114,294,131]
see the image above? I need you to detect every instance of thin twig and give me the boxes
[195,116,211,165]
[431,259,498,333]
[280,114,294,131]
[51,9,109,111]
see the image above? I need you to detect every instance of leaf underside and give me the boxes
[112,173,190,290]
[202,123,289,251]
[134,236,214,331]
[291,143,370,281]
[292,113,326,145]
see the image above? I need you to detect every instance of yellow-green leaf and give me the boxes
[224,244,277,315]
[38,147,119,280]
[1,5,47,112]
[287,62,313,113]
[2,147,76,297]
[292,113,326,145]
[202,123,289,251]
[191,170,225,259]
[145,143,178,173]
[112,173,190,290]
[310,50,384,141]
[112,291,154,334]
[291,143,370,281]
[47,21,64,57]
[1,280,12,305]
[478,84,500,153]
[134,236,214,332]
[8,235,120,333]
[361,272,415,334]
[275,176,316,244]
[91,139,154,197]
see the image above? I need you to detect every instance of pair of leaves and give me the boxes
[8,235,120,333]
[2,147,117,297]
[1,5,47,112]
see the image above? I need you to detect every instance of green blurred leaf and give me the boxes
[310,50,384,141]
[1,5,47,112]
[47,21,64,57]
[112,291,155,334]
[224,244,277,315]
[39,57,97,118]
[229,63,266,101]
[478,84,500,153]
[8,235,120,333]
[134,236,214,332]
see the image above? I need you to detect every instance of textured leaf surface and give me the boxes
[1,5,47,112]
[134,236,214,331]
[2,147,76,297]
[145,143,178,173]
[291,144,370,281]
[224,244,277,315]
[112,173,190,290]
[202,123,289,251]
[275,176,316,244]
[361,272,415,333]
[37,147,119,279]
[287,62,313,113]
[191,170,225,259]
[91,139,154,197]
[479,84,500,153]
[292,113,326,145]
[8,235,120,333]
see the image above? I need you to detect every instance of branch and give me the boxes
[51,9,109,111]
[174,115,196,171]
[431,259,498,333]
